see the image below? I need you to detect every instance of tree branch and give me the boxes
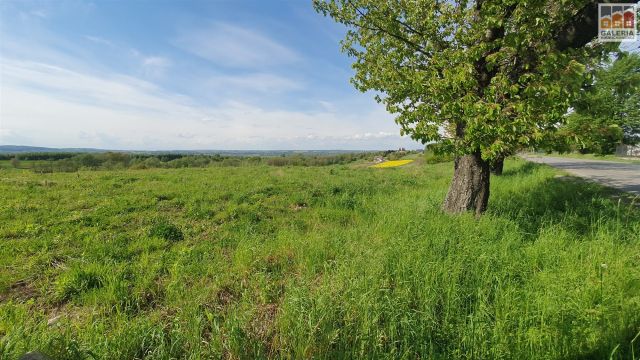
[345,0,432,57]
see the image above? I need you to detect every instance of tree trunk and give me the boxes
[442,151,490,216]
[490,157,504,175]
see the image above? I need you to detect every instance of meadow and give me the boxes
[1,157,639,359]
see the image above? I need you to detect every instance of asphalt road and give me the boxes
[523,156,640,195]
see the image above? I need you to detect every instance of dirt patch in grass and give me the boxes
[250,302,280,356]
[290,201,308,212]
[0,279,39,303]
[215,285,237,310]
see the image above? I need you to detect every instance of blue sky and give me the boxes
[0,0,422,150]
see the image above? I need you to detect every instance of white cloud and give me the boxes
[142,56,170,68]
[0,128,15,141]
[30,10,48,19]
[140,56,171,77]
[2,60,177,114]
[84,35,114,47]
[205,72,302,94]
[172,22,300,68]
[0,58,420,149]
[0,27,420,151]
[82,36,172,77]
[318,100,336,112]
[346,132,398,140]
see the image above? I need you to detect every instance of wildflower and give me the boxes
[371,160,414,168]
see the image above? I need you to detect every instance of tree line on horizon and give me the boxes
[2,151,414,173]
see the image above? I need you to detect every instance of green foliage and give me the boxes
[562,113,624,155]
[558,53,640,154]
[1,160,639,358]
[75,154,102,169]
[424,146,455,164]
[149,220,183,242]
[383,150,408,161]
[313,0,605,161]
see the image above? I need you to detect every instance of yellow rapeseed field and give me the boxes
[371,159,414,168]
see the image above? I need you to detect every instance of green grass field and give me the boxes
[1,159,639,359]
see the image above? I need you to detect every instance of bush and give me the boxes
[149,221,183,242]
[56,158,80,172]
[74,154,102,168]
[424,149,454,164]
[267,157,289,166]
[143,157,162,168]
[31,162,54,173]
[221,158,241,167]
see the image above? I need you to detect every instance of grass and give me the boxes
[1,159,639,359]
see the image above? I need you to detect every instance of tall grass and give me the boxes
[0,159,638,359]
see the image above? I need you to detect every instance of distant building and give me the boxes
[616,144,640,157]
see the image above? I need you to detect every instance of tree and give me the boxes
[562,53,640,154]
[314,0,635,215]
[74,154,102,169]
[490,157,505,175]
[10,157,20,168]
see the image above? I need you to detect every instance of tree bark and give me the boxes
[442,151,490,216]
[490,157,504,175]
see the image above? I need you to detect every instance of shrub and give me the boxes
[267,157,289,166]
[74,154,102,168]
[31,162,54,173]
[424,149,454,164]
[221,158,241,167]
[143,157,162,168]
[56,158,80,172]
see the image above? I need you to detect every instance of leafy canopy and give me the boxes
[314,0,600,161]
[565,52,640,153]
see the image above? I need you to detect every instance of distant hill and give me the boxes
[0,145,105,154]
[0,145,381,156]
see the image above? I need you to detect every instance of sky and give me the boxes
[0,0,423,150]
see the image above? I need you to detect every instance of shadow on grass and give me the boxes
[490,162,640,238]
[568,326,640,360]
